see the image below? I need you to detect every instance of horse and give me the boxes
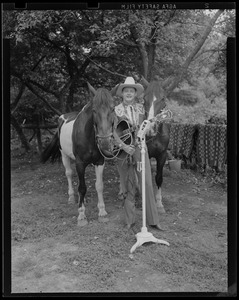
[143,77,170,213]
[41,85,117,226]
[111,76,170,213]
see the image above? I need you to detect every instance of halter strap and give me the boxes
[95,132,113,139]
[94,124,114,139]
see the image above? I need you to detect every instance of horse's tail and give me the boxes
[41,131,61,164]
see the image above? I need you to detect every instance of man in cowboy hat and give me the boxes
[113,77,163,232]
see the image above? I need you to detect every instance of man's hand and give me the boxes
[147,121,156,136]
[122,144,135,155]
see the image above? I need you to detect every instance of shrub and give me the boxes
[166,94,226,124]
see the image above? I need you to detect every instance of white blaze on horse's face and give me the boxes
[94,109,114,135]
[92,88,116,154]
[147,94,157,120]
[93,107,115,152]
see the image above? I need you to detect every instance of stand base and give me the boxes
[130,227,170,253]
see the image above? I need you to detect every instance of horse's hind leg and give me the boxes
[155,152,167,213]
[61,152,75,204]
[95,164,108,222]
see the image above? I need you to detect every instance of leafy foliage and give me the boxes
[3,9,234,150]
[167,94,226,125]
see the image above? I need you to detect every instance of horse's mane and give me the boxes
[144,80,165,103]
[92,88,113,111]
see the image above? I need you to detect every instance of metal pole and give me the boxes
[130,120,170,253]
[141,139,147,232]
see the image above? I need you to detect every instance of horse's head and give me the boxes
[92,88,117,154]
[142,76,167,120]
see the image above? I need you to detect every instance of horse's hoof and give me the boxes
[98,216,109,223]
[150,224,165,231]
[157,206,166,214]
[98,209,108,218]
[68,195,75,204]
[118,193,124,201]
[77,219,88,227]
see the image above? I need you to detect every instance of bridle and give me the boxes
[143,95,167,143]
[94,123,116,160]
[95,131,114,140]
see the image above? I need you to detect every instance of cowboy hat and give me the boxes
[116,77,144,97]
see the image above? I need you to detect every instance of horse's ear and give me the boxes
[140,75,149,88]
[161,76,174,89]
[87,82,96,96]
[110,83,119,97]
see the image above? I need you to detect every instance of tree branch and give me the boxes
[28,79,60,99]
[165,9,225,96]
[32,55,46,71]
[11,83,26,113]
[84,55,126,78]
[21,124,58,129]
[194,47,226,61]
[115,39,138,47]
[163,10,176,27]
[11,55,46,113]
[36,33,68,56]
[24,82,61,116]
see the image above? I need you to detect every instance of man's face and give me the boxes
[122,87,137,104]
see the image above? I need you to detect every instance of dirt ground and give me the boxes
[11,154,228,294]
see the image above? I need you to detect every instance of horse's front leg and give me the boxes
[61,152,75,204]
[95,164,109,222]
[155,152,167,214]
[75,159,88,226]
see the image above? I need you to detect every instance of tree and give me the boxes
[164,9,225,96]
[3,8,235,151]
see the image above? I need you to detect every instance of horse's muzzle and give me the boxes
[96,134,114,154]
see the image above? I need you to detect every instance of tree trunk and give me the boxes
[11,114,31,151]
[165,9,224,96]
[130,24,148,78]
[138,43,149,79]
[36,128,42,154]
[147,46,156,81]
[147,15,159,81]
[35,115,43,154]
[66,84,75,112]
[65,57,91,112]
[59,78,72,112]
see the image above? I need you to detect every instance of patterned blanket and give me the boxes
[196,124,227,170]
[167,123,196,158]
